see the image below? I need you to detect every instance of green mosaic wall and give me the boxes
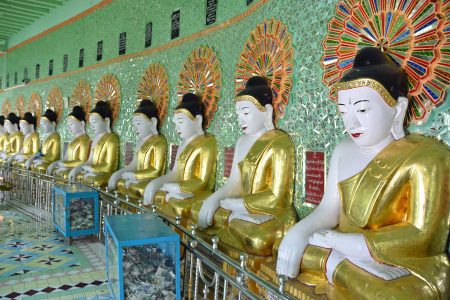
[0,0,448,218]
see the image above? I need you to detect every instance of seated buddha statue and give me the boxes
[69,101,119,188]
[47,106,90,178]
[192,76,297,259]
[143,93,217,223]
[26,109,60,171]
[108,99,167,201]
[0,113,23,163]
[276,47,449,299]
[0,116,8,154]
[8,112,39,167]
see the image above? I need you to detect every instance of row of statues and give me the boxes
[0,47,448,299]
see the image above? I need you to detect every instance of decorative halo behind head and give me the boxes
[236,76,273,111]
[2,99,12,116]
[235,18,294,124]
[331,47,408,107]
[15,95,25,118]
[71,80,92,121]
[47,86,63,121]
[321,0,450,123]
[68,105,86,123]
[90,100,113,128]
[137,63,169,127]
[94,74,121,123]
[175,93,205,127]
[28,92,42,127]
[21,112,37,129]
[177,46,222,128]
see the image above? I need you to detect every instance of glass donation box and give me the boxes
[105,213,181,300]
[52,184,100,239]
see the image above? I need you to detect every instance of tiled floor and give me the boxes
[0,201,111,299]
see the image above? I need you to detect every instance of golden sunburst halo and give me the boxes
[71,80,92,121]
[235,18,294,124]
[177,46,222,128]
[27,92,42,126]
[14,95,25,118]
[2,99,12,116]
[137,63,169,127]
[94,74,121,123]
[46,86,63,121]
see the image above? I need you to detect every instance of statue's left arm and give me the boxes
[42,134,60,162]
[91,134,120,175]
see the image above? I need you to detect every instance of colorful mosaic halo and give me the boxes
[94,74,121,123]
[177,46,222,128]
[137,63,169,127]
[235,18,294,124]
[27,92,42,126]
[322,0,450,124]
[71,80,93,121]
[2,99,12,116]
[47,86,63,121]
[14,95,25,118]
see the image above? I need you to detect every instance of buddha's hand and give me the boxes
[15,155,25,162]
[309,230,373,260]
[46,162,57,175]
[197,197,221,228]
[348,259,410,280]
[143,181,158,205]
[276,227,308,278]
[160,183,182,194]
[57,161,65,168]
[68,166,82,181]
[82,165,94,173]
[121,172,136,181]
[108,171,123,190]
[219,198,247,213]
[24,159,32,170]
[228,212,273,224]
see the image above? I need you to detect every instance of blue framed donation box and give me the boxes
[105,213,181,300]
[52,184,100,239]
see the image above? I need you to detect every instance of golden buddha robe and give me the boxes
[7,131,24,156]
[116,134,167,199]
[15,132,39,168]
[154,134,217,222]
[299,135,449,300]
[0,132,8,152]
[77,132,119,187]
[191,129,297,257]
[55,134,90,179]
[33,132,61,172]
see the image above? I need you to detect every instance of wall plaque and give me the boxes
[49,59,54,76]
[63,54,68,72]
[23,67,28,81]
[35,64,40,79]
[119,32,126,55]
[14,72,17,85]
[206,0,217,26]
[145,22,153,48]
[170,144,179,170]
[247,0,254,5]
[304,150,326,205]
[97,40,103,61]
[79,48,84,67]
[171,10,180,39]
[6,74,9,87]
[125,141,134,165]
[223,147,234,178]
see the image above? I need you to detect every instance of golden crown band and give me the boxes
[174,108,196,121]
[235,95,266,112]
[331,78,398,107]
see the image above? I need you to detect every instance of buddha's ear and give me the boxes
[391,96,408,140]
[105,117,112,133]
[150,117,158,135]
[195,115,204,135]
[80,120,86,133]
[264,104,275,131]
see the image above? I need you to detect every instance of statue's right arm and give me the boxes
[276,145,342,278]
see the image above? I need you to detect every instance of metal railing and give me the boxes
[0,165,293,300]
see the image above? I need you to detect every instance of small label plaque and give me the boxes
[125,141,134,165]
[119,32,126,55]
[35,64,40,79]
[171,10,180,39]
[304,151,326,205]
[63,54,68,72]
[49,59,54,76]
[223,147,234,178]
[79,48,84,68]
[170,144,179,170]
[145,22,153,48]
[14,72,17,85]
[97,41,103,61]
[206,0,217,26]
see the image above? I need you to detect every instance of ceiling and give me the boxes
[0,0,69,50]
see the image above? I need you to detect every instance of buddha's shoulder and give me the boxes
[198,133,217,144]
[402,135,449,161]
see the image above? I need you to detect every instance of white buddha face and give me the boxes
[173,113,198,140]
[67,117,85,137]
[132,114,154,139]
[40,117,54,134]
[337,86,397,148]
[19,120,33,135]
[235,100,268,135]
[89,113,109,135]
